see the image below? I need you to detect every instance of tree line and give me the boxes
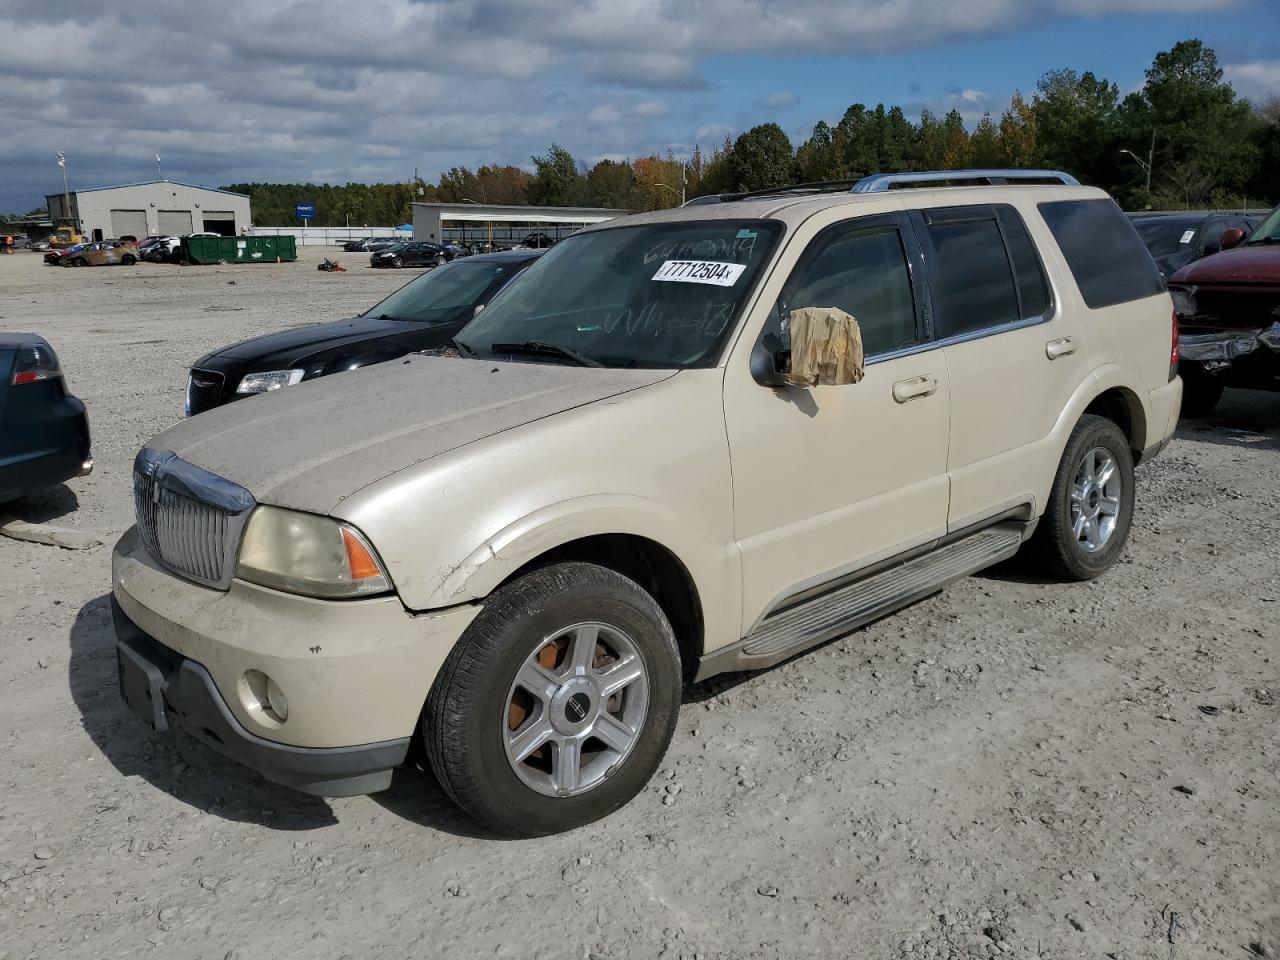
[218,39,1277,226]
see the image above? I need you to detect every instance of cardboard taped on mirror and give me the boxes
[786,306,864,386]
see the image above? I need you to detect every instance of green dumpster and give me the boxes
[183,235,297,264]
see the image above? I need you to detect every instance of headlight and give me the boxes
[236,369,304,394]
[235,505,392,598]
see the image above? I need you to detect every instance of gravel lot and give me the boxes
[1,247,1277,960]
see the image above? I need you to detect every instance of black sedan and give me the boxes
[341,236,378,252]
[1131,211,1261,279]
[184,250,543,415]
[370,241,455,268]
[0,334,92,503]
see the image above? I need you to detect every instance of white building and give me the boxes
[412,202,628,247]
[45,180,252,241]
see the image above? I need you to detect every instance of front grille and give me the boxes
[185,369,225,416]
[133,449,256,589]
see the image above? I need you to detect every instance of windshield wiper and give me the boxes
[449,337,478,358]
[490,340,603,367]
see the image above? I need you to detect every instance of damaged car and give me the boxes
[1167,203,1280,416]
[110,170,1180,836]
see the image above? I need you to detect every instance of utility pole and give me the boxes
[56,151,72,229]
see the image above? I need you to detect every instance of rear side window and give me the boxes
[916,204,1050,339]
[1038,199,1165,309]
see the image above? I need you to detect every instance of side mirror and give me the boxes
[750,342,787,387]
[472,303,485,318]
[1220,227,1246,251]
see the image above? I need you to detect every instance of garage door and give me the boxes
[201,211,236,236]
[109,209,148,240]
[157,210,193,235]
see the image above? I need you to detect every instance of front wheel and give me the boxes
[1025,414,1135,581]
[391,256,403,268]
[425,562,681,836]
[121,254,136,265]
[73,257,88,267]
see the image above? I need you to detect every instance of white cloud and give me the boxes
[588,105,622,124]
[757,91,799,110]
[0,0,1249,211]
[1224,60,1280,103]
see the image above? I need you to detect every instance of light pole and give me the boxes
[56,151,72,230]
[1120,129,1155,194]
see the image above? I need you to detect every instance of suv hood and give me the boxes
[1169,244,1280,287]
[146,354,673,513]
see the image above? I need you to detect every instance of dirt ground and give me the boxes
[0,247,1277,960]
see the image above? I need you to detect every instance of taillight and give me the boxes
[10,343,61,386]
[1169,309,1180,381]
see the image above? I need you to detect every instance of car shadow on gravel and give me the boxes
[5,483,80,524]
[69,594,339,830]
[369,763,512,840]
[1176,391,1280,452]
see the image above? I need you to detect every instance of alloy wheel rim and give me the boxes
[1070,446,1122,553]
[502,621,649,798]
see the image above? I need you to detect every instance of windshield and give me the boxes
[1246,205,1280,244]
[363,259,524,324]
[1133,218,1200,259]
[456,219,782,368]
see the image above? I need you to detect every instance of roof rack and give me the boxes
[851,169,1080,193]
[682,178,867,206]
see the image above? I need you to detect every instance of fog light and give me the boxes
[266,677,289,722]
[77,458,93,477]
[240,669,288,725]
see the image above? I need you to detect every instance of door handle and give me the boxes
[892,375,937,403]
[1045,337,1076,360]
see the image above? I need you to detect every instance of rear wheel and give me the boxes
[425,562,681,836]
[73,257,88,267]
[1026,414,1135,581]
[121,254,136,266]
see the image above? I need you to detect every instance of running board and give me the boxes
[695,526,1024,680]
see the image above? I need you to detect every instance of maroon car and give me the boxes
[1167,205,1280,416]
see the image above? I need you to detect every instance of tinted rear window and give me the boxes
[922,215,1020,337]
[996,206,1051,320]
[1038,199,1165,309]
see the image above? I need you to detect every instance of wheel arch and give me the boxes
[422,496,733,675]
[495,533,706,679]
[1083,384,1148,461]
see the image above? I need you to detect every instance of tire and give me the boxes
[121,254,136,266]
[73,257,88,267]
[391,256,403,269]
[1179,375,1223,418]
[425,561,681,836]
[1025,414,1135,582]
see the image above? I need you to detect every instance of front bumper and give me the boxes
[1178,322,1280,392]
[111,526,481,792]
[114,599,409,796]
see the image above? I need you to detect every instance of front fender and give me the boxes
[426,494,741,653]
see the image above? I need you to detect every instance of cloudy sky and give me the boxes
[1,0,1276,214]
